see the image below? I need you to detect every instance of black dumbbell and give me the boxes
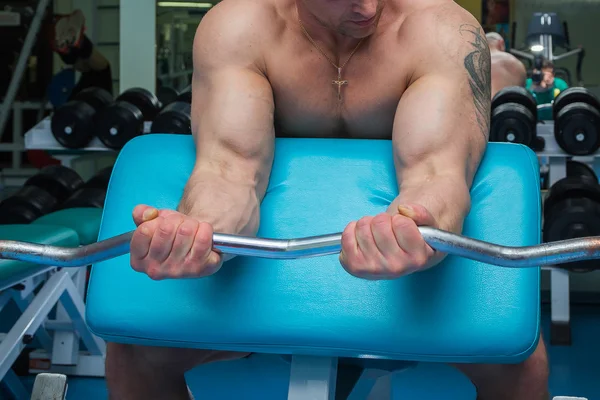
[24,165,84,203]
[566,159,598,181]
[0,165,84,223]
[0,186,57,224]
[51,87,114,149]
[176,87,191,104]
[543,160,600,271]
[95,88,162,150]
[60,188,106,209]
[150,93,192,135]
[59,166,113,210]
[490,86,543,151]
[156,86,180,106]
[553,87,600,156]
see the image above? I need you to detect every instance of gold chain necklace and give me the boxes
[298,18,364,102]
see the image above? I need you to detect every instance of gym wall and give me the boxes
[454,0,482,22]
[512,0,600,91]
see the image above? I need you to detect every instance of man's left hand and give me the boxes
[339,204,438,280]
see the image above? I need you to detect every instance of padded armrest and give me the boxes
[87,135,541,364]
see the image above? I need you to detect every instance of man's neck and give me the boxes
[295,4,369,59]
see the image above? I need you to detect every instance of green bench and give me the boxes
[0,208,105,400]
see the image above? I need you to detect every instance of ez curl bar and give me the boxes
[1,227,600,268]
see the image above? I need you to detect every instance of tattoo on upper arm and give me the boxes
[459,24,491,139]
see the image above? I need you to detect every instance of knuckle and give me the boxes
[356,217,372,229]
[146,267,164,281]
[166,263,184,278]
[344,260,373,277]
[198,222,214,234]
[342,221,356,238]
[341,230,355,248]
[389,262,408,277]
[411,253,429,269]
[392,215,413,230]
[195,224,213,246]
[135,224,153,239]
[372,213,389,225]
[130,259,144,272]
[158,222,174,238]
[178,220,197,237]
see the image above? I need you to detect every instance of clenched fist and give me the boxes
[339,204,438,280]
[130,205,222,280]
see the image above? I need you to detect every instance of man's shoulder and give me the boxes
[494,52,527,73]
[398,0,485,59]
[194,0,281,67]
[399,0,480,35]
[204,0,277,20]
[197,0,280,44]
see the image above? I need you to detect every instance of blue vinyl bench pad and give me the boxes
[87,136,541,364]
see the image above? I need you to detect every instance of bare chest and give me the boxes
[266,37,411,139]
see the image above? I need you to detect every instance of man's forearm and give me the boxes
[177,169,261,237]
[389,175,471,234]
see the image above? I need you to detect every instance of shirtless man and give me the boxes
[486,32,527,97]
[105,0,549,399]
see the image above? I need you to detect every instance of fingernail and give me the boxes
[397,205,415,217]
[142,208,158,221]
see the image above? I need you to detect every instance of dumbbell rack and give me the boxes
[535,121,600,346]
[24,117,155,167]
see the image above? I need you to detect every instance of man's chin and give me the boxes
[340,25,377,39]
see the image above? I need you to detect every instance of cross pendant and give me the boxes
[331,67,348,102]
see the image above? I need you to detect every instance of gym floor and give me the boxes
[14,305,600,399]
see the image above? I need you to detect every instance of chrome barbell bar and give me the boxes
[1,227,600,268]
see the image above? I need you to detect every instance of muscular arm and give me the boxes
[391,11,490,237]
[178,2,275,238]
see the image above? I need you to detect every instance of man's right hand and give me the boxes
[130,205,223,280]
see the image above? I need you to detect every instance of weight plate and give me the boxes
[176,88,192,104]
[25,165,84,203]
[150,101,192,134]
[156,86,180,106]
[116,88,162,120]
[553,86,600,120]
[566,160,598,181]
[84,166,113,190]
[543,175,600,220]
[0,186,57,224]
[490,103,536,147]
[555,102,600,155]
[72,87,114,111]
[95,101,145,150]
[60,188,106,209]
[543,196,600,271]
[491,86,538,122]
[51,101,96,149]
[0,204,39,224]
